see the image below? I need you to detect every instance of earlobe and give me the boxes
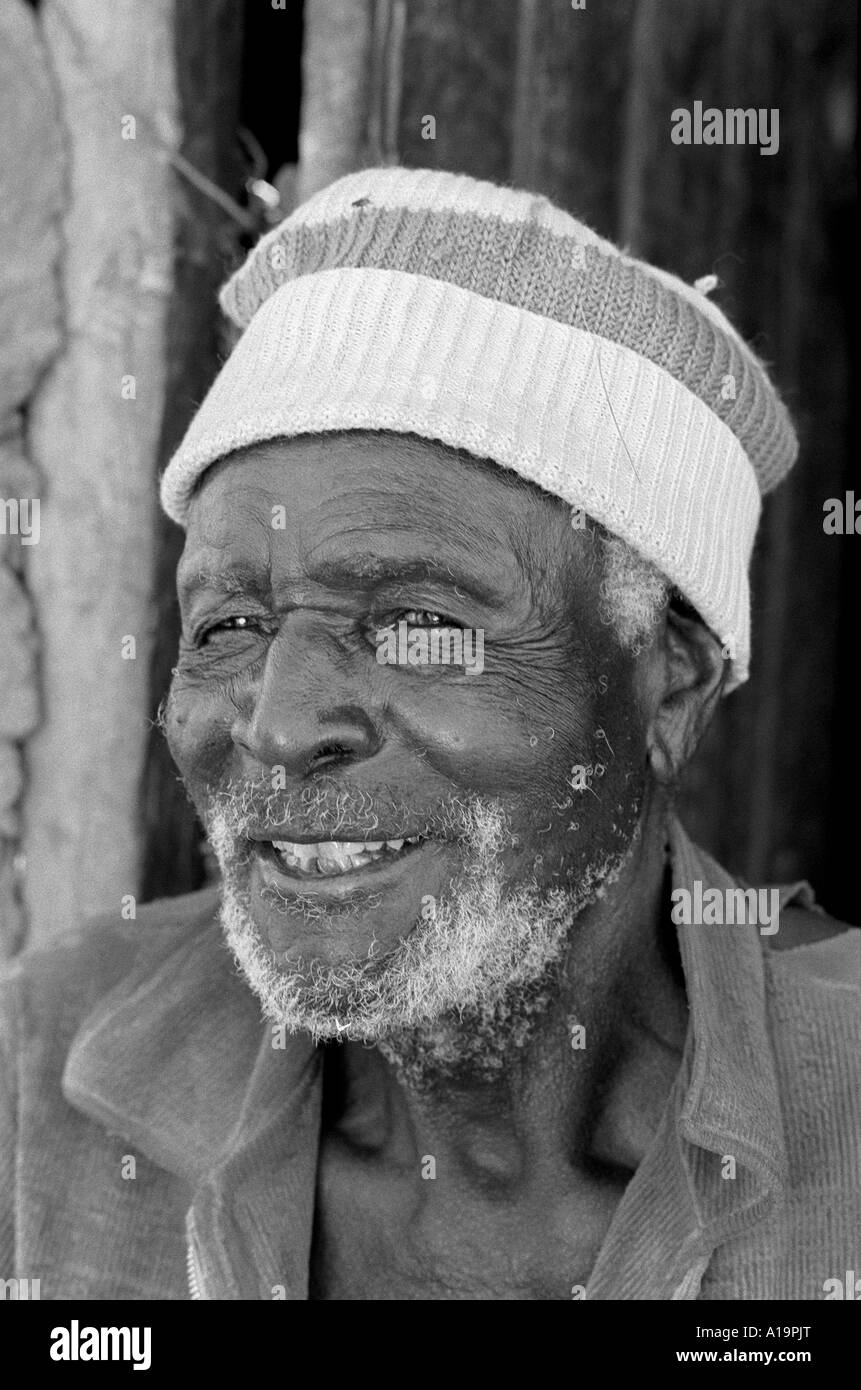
[645,608,727,785]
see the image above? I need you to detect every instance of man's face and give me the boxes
[166,433,651,1043]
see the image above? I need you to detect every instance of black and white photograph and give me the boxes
[0,0,858,1355]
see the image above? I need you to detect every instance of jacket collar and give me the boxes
[668,818,789,1206]
[584,820,795,1299]
[63,902,293,1186]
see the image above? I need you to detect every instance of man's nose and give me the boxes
[232,614,380,778]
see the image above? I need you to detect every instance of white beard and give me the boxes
[208,795,630,1087]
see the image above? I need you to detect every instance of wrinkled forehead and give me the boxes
[177,430,590,601]
[185,430,562,520]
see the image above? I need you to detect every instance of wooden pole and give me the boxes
[0,0,64,958]
[23,0,181,947]
[297,0,375,202]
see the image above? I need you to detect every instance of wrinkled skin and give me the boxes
[166,430,725,1298]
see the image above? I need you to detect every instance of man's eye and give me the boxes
[199,615,264,644]
[389,609,461,629]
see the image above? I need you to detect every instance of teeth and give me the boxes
[266,835,420,877]
[272,840,317,872]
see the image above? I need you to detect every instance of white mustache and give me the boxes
[205,776,478,844]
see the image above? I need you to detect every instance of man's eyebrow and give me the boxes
[179,567,268,600]
[306,553,502,604]
[179,554,512,606]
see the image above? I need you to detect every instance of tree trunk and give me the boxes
[23,0,181,947]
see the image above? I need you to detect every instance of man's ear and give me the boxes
[641,602,728,785]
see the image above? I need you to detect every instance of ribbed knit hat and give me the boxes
[161,166,799,689]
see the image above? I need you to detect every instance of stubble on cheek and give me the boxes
[495,640,647,894]
[162,675,239,826]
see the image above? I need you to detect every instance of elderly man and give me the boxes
[1,168,858,1302]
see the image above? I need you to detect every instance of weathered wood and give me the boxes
[0,0,64,958]
[297,0,375,201]
[398,0,519,181]
[366,0,408,166]
[638,0,854,916]
[617,0,661,250]
[23,0,181,946]
[511,0,540,187]
[141,0,244,904]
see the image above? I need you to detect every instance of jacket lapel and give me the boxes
[63,900,323,1298]
[586,819,790,1298]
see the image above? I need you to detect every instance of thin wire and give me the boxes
[167,150,257,232]
[575,296,642,484]
[592,338,642,484]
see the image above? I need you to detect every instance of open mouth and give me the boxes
[256,835,425,879]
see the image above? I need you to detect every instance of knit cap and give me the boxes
[160,166,799,689]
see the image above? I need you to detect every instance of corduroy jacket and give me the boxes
[1,821,859,1300]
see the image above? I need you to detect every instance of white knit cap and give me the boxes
[161,167,799,689]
